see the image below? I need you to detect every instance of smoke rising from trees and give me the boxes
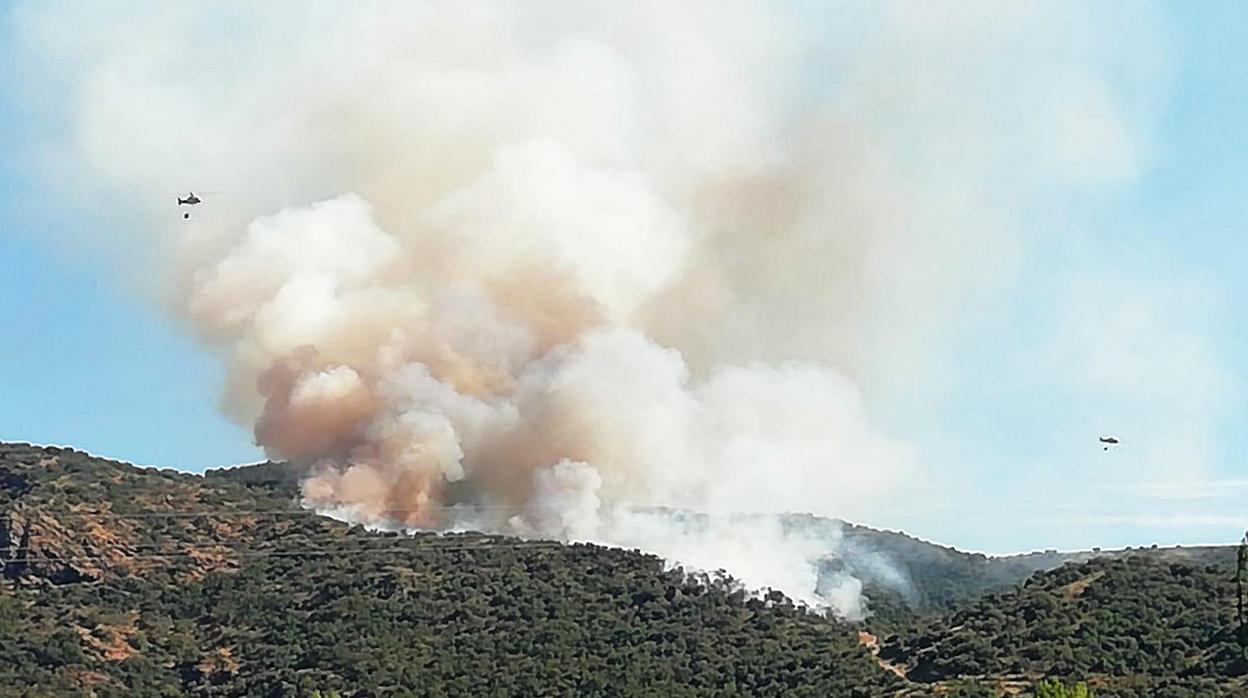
[6,1,1167,615]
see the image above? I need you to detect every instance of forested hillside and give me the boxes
[4,442,1246,697]
[791,514,1234,631]
[0,443,898,697]
[203,462,1238,627]
[878,556,1248,696]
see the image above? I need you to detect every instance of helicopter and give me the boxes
[177,191,220,219]
[177,192,201,219]
[1099,436,1119,451]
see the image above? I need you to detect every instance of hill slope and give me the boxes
[6,442,1247,697]
[205,462,1239,625]
[879,556,1248,696]
[0,443,900,697]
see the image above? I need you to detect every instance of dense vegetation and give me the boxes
[818,516,1231,630]
[4,442,1246,696]
[880,556,1248,696]
[2,536,908,696]
[0,443,898,696]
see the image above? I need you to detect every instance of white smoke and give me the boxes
[6,0,1166,617]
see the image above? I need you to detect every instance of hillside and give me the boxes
[829,518,1074,621]
[773,515,1234,631]
[6,442,1247,697]
[203,462,1238,627]
[878,556,1248,696]
[196,464,1085,623]
[0,443,900,697]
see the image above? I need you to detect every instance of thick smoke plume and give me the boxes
[199,186,912,616]
[7,1,1163,616]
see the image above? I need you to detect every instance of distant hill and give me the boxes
[787,514,1077,621]
[203,459,302,498]
[829,518,1234,628]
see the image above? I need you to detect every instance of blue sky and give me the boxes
[919,5,1248,549]
[0,227,262,471]
[0,2,1244,553]
[0,89,262,470]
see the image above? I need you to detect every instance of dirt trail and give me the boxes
[858,630,909,681]
[859,631,1033,696]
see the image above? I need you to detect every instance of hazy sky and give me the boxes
[0,1,1244,554]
